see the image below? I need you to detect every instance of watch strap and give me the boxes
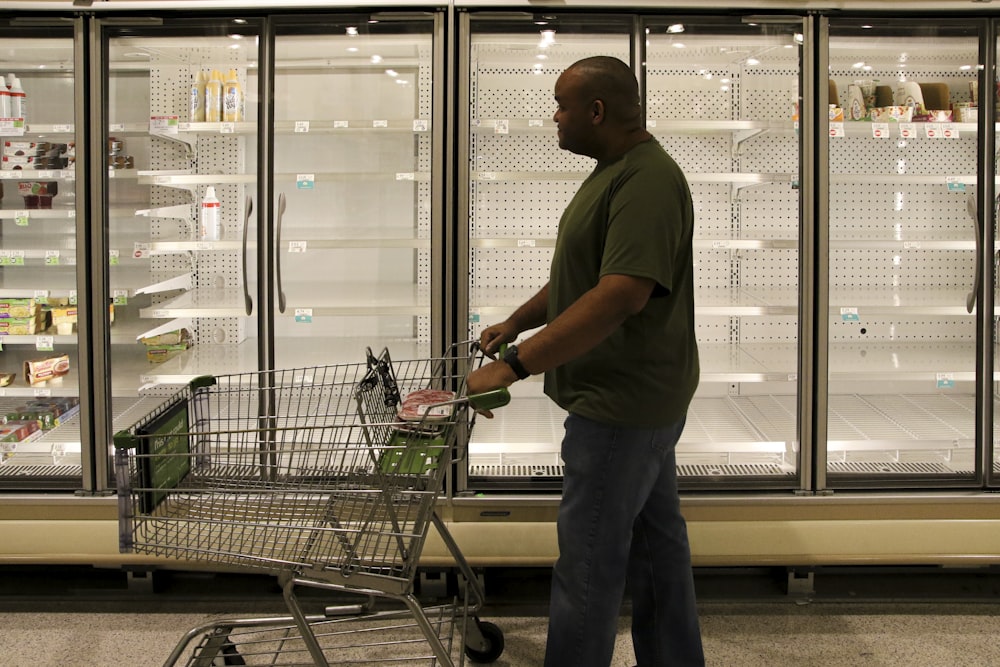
[503,344,531,380]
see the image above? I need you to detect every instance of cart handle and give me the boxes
[467,388,510,412]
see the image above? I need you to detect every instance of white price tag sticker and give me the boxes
[903,241,922,249]
[45,250,60,266]
[33,388,51,397]
[373,119,388,128]
[517,239,536,247]
[529,119,544,127]
[395,172,415,181]
[712,240,731,249]
[109,123,126,132]
[34,289,49,302]
[14,210,28,226]
[220,122,235,134]
[152,310,168,318]
[0,118,25,136]
[133,242,149,259]
[942,124,960,139]
[113,289,128,305]
[478,172,498,180]
[53,124,73,133]
[899,123,917,139]
[294,121,310,133]
[294,308,313,323]
[495,119,509,134]
[413,119,428,132]
[36,336,54,351]
[829,123,845,138]
[149,115,179,135]
[925,123,942,139]
[333,120,349,128]
[871,122,890,139]
[288,241,307,253]
[646,119,658,128]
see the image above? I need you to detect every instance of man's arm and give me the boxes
[466,274,655,394]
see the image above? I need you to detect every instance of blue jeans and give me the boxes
[544,413,704,667]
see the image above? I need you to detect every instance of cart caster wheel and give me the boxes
[465,620,504,664]
[216,639,245,666]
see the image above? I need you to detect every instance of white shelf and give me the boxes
[139,288,250,318]
[279,281,429,315]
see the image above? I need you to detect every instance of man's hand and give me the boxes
[478,321,519,358]
[466,360,519,418]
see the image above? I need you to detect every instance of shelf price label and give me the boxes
[34,290,49,304]
[941,124,960,139]
[0,118,25,136]
[924,123,943,139]
[13,210,28,226]
[296,173,314,190]
[288,241,307,253]
[113,289,128,306]
[133,242,149,259]
[294,308,313,323]
[0,250,24,266]
[469,309,481,324]
[495,119,509,134]
[333,120,349,129]
[45,250,60,266]
[69,290,77,306]
[899,123,917,139]
[109,249,120,266]
[373,119,388,128]
[395,172,415,181]
[946,176,966,193]
[35,336,54,352]
[413,119,428,132]
[936,372,955,389]
[840,307,859,322]
[871,123,890,139]
[149,115,179,135]
[294,121,310,133]
[829,123,845,138]
[529,119,545,128]
[220,122,235,134]
[517,239,536,248]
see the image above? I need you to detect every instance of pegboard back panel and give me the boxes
[471,181,577,238]
[472,134,594,172]
[829,184,975,238]
[830,319,974,341]
[738,316,799,343]
[472,248,553,290]
[738,185,800,238]
[829,249,973,289]
[829,137,975,176]
[656,135,734,174]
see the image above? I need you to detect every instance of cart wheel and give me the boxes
[465,620,504,664]
[219,639,245,666]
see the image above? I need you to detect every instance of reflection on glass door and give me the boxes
[460,14,635,489]
[645,17,803,487]
[826,20,980,486]
[0,22,84,487]
[105,21,261,440]
[272,15,440,368]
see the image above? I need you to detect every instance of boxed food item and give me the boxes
[0,317,40,336]
[914,109,954,122]
[0,420,41,443]
[828,105,844,122]
[24,354,70,386]
[10,398,80,430]
[46,305,77,334]
[140,328,192,363]
[870,106,914,123]
[0,298,36,319]
[17,180,59,209]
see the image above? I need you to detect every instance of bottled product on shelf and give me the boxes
[222,68,242,122]
[7,74,25,121]
[0,76,10,118]
[199,185,221,240]
[205,69,223,122]
[189,70,206,122]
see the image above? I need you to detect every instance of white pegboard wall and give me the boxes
[829,319,974,341]
[150,45,249,348]
[829,249,973,289]
[471,180,577,238]
[472,248,553,292]
[829,136,975,176]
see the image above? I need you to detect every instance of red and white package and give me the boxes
[398,388,456,421]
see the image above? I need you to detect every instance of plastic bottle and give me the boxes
[205,69,223,122]
[222,69,243,122]
[200,186,221,241]
[0,76,11,119]
[8,75,25,121]
[189,70,206,122]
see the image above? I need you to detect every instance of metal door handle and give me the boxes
[242,196,253,316]
[276,192,287,314]
[967,193,980,314]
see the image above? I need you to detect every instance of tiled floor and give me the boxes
[2,566,1000,666]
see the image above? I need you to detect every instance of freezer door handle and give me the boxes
[966,193,980,314]
[276,192,287,314]
[242,195,253,316]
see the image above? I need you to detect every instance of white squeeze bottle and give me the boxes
[190,70,206,122]
[205,69,223,122]
[8,75,25,121]
[0,76,10,118]
[200,186,221,241]
[222,69,242,122]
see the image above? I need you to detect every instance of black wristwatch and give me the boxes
[502,344,531,380]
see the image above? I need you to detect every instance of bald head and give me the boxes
[563,56,642,126]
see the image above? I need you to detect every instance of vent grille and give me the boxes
[677,463,791,477]
[828,461,954,475]
[0,465,82,478]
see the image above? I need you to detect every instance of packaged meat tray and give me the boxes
[398,388,456,421]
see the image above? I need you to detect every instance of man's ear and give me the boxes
[591,98,605,124]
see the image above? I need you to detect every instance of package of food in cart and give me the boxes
[397,388,455,422]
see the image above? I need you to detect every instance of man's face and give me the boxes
[553,69,596,156]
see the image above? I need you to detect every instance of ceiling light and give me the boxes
[667,24,685,34]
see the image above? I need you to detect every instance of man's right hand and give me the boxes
[479,321,519,358]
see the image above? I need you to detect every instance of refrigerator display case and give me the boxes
[822,19,984,488]
[0,19,87,488]
[458,12,805,491]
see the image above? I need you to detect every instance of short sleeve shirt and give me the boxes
[544,139,699,427]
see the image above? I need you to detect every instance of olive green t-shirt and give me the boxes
[543,138,699,427]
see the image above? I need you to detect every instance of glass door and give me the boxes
[459,13,635,490]
[270,13,442,369]
[102,18,262,450]
[824,19,982,487]
[0,18,86,488]
[643,16,805,488]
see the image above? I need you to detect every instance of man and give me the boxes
[465,56,703,667]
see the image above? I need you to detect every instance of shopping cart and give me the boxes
[114,343,510,667]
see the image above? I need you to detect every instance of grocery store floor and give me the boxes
[2,565,1000,666]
